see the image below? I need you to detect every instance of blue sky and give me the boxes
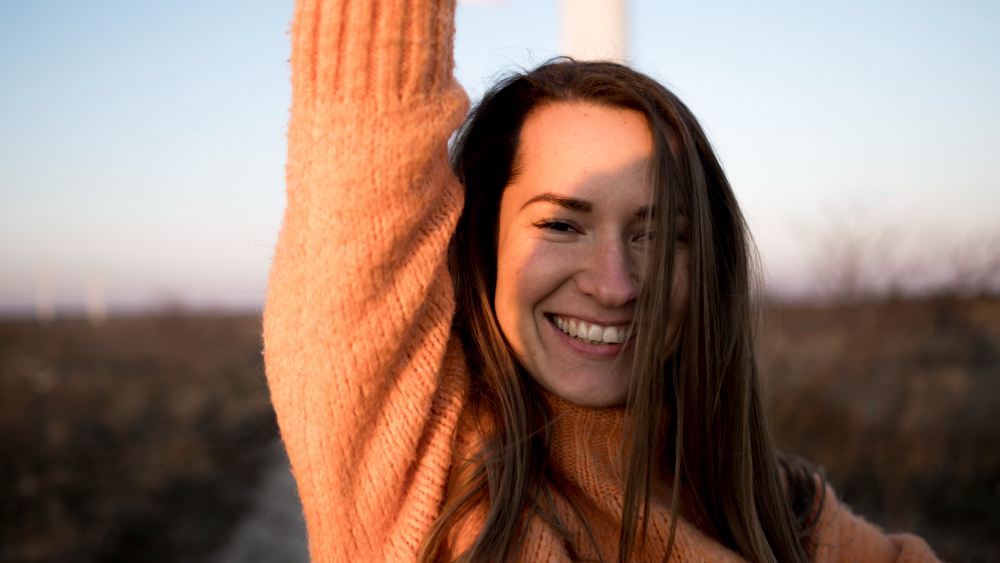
[2,0,998,314]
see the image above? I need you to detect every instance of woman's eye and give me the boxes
[633,230,655,243]
[535,220,575,233]
[632,230,688,244]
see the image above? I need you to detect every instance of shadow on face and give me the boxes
[493,101,689,407]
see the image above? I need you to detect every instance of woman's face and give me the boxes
[495,102,689,407]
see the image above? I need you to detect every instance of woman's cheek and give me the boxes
[494,232,548,350]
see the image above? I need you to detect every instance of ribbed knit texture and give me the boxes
[263,0,942,560]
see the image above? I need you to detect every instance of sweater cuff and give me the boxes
[291,0,461,106]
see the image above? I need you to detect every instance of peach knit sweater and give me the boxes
[262,0,941,561]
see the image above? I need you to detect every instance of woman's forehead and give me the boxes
[518,102,651,169]
[509,102,654,210]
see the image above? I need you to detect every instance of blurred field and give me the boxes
[765,296,1000,562]
[1,297,998,561]
[0,315,277,562]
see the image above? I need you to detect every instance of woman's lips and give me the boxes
[546,314,634,360]
[550,314,632,344]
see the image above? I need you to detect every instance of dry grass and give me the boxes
[1,298,997,561]
[0,315,277,562]
[764,296,1000,562]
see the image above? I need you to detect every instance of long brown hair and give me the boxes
[420,60,820,563]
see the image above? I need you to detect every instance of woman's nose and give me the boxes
[575,238,640,308]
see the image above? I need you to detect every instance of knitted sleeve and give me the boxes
[262,1,470,561]
[809,484,941,562]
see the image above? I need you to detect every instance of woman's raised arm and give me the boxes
[263,0,470,561]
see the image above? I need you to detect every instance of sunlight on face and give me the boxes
[495,102,689,407]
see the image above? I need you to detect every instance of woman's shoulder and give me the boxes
[806,481,941,563]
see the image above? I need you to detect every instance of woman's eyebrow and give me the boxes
[521,195,657,219]
[520,193,592,212]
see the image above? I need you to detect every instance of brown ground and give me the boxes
[0,315,277,562]
[765,296,1000,562]
[1,297,997,562]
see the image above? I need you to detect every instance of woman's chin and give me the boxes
[531,371,630,408]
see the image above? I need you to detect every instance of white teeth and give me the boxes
[587,325,602,341]
[602,326,617,343]
[553,315,630,345]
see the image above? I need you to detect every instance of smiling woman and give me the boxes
[262,0,941,562]
[493,102,686,407]
[439,60,818,563]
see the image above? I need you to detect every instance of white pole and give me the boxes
[559,0,628,63]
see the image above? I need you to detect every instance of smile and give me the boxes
[551,315,631,345]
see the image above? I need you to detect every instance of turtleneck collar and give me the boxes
[543,390,631,500]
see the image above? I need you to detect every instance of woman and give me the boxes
[263,0,940,561]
